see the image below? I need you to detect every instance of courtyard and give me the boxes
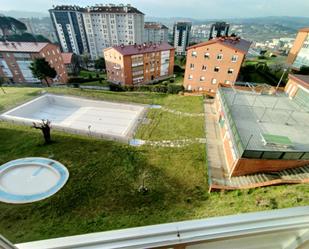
[0,87,308,243]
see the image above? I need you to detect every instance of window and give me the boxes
[212,78,217,84]
[232,55,238,62]
[228,68,234,74]
[190,63,194,69]
[188,74,193,80]
[217,54,223,60]
[204,53,210,59]
[200,76,205,81]
[192,51,197,57]
[225,80,231,84]
[202,65,207,71]
[214,67,220,72]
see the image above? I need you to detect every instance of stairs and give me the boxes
[211,164,309,190]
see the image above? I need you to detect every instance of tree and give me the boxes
[32,120,52,144]
[0,77,6,94]
[0,16,27,39]
[82,53,90,69]
[29,58,57,87]
[94,57,106,71]
[298,66,309,75]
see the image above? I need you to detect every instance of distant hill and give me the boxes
[146,16,309,30]
[0,10,49,19]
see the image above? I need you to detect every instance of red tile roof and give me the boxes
[61,52,73,64]
[144,22,168,30]
[0,41,49,53]
[289,74,309,89]
[107,42,174,56]
[187,37,252,54]
[299,27,309,32]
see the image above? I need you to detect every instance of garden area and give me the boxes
[0,87,308,243]
[239,55,289,86]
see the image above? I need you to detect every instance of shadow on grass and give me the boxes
[0,125,202,243]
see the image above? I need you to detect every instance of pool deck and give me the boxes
[0,94,148,143]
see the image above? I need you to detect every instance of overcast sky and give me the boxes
[2,0,309,19]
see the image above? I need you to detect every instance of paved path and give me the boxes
[130,138,206,147]
[161,107,204,117]
[203,99,230,187]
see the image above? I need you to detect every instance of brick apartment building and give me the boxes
[184,36,251,95]
[0,41,68,84]
[104,42,174,85]
[287,28,309,70]
[285,74,309,108]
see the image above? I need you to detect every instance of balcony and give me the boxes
[2,207,308,249]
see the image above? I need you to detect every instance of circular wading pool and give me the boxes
[0,157,69,204]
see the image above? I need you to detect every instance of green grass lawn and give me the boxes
[79,70,106,78]
[0,87,308,243]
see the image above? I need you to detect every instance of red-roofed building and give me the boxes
[103,43,174,85]
[184,37,251,94]
[61,52,80,75]
[285,74,309,109]
[0,41,68,84]
[287,27,309,70]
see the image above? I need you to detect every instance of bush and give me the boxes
[68,77,99,84]
[169,78,175,83]
[109,83,125,92]
[152,84,168,93]
[174,65,184,73]
[167,84,184,94]
[109,82,181,94]
[88,74,93,79]
[258,56,267,60]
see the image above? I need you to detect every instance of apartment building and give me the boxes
[104,42,174,85]
[287,28,309,70]
[173,22,192,55]
[184,36,251,95]
[215,87,309,177]
[50,4,144,60]
[49,5,89,55]
[83,4,144,59]
[144,22,168,43]
[285,74,309,108]
[0,41,68,84]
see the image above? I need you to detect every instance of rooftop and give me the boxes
[107,42,174,56]
[188,36,252,54]
[0,42,49,53]
[50,5,86,12]
[220,87,309,152]
[50,4,144,15]
[299,27,309,32]
[289,74,309,89]
[61,52,73,64]
[144,22,168,30]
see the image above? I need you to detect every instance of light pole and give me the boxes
[276,68,288,92]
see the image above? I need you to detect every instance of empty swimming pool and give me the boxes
[1,94,147,142]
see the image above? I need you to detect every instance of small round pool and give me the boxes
[0,157,69,204]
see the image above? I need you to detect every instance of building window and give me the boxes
[212,78,217,84]
[232,55,238,62]
[214,66,220,72]
[225,80,230,84]
[202,65,207,71]
[204,52,210,59]
[228,68,234,74]
[188,74,193,80]
[190,63,194,69]
[200,76,205,81]
[217,54,223,60]
[191,51,197,57]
